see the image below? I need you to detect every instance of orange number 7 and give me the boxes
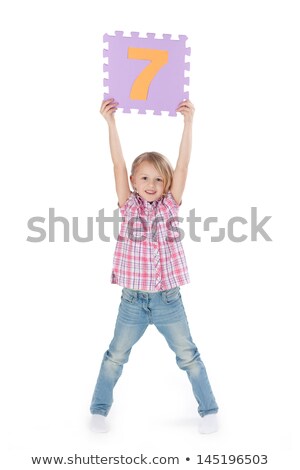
[128,47,168,101]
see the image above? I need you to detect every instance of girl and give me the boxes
[90,98,219,433]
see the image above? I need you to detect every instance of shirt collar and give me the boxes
[135,192,164,210]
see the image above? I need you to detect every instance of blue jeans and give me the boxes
[90,287,218,417]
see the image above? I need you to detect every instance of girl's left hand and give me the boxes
[176,99,195,123]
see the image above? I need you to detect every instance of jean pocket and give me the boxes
[121,288,136,304]
[163,286,181,304]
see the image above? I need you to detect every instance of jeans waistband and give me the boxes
[122,286,180,297]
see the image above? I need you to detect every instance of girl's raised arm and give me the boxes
[100,99,131,207]
[170,100,195,205]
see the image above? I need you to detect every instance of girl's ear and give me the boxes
[129,175,135,191]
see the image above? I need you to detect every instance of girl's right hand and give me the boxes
[100,98,118,123]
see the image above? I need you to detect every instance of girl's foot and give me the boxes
[90,414,109,433]
[199,413,219,434]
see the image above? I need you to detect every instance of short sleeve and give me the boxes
[117,191,136,217]
[162,191,182,214]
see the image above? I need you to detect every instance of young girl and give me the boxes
[90,98,219,433]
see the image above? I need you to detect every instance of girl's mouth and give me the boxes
[145,190,156,194]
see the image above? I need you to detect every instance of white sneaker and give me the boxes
[199,413,219,434]
[90,414,109,433]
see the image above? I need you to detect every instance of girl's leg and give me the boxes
[90,289,148,416]
[152,288,218,417]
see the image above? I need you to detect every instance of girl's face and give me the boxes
[131,161,164,202]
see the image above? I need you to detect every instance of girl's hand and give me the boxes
[100,98,118,124]
[176,99,195,124]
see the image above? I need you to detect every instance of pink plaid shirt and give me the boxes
[111,191,190,291]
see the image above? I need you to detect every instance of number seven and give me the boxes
[128,47,168,101]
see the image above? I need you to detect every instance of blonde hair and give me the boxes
[131,152,174,195]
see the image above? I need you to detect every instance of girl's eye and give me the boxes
[141,176,162,181]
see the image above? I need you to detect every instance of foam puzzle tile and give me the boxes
[103,32,190,116]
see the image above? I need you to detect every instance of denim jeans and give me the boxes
[90,287,218,417]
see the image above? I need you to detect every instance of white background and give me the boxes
[1,0,299,468]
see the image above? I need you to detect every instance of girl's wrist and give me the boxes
[107,118,116,128]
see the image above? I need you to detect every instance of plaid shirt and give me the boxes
[111,191,190,291]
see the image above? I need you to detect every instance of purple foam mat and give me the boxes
[103,31,190,116]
